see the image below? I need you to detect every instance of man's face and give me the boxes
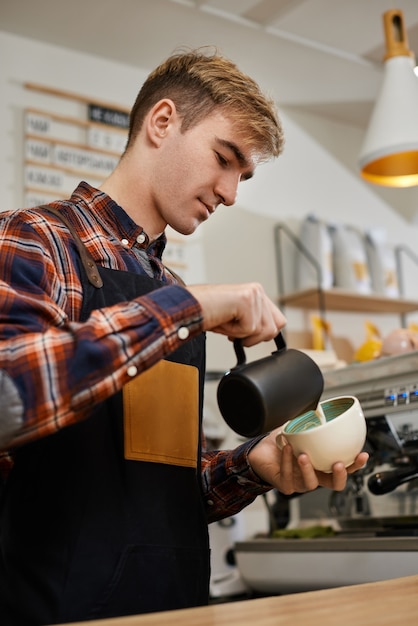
[151,111,260,236]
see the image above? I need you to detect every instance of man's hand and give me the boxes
[187,282,286,346]
[248,428,369,493]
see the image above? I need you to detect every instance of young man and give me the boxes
[0,49,368,624]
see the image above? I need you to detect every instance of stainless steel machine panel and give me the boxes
[235,537,418,594]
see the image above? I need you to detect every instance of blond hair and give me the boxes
[126,47,284,161]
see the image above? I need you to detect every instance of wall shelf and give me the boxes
[279,287,418,316]
[274,222,418,326]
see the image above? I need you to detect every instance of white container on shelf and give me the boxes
[365,227,399,298]
[296,214,333,291]
[330,223,372,294]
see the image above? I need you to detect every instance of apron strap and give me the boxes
[163,265,186,286]
[40,205,103,288]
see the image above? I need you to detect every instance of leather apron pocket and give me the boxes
[123,360,199,468]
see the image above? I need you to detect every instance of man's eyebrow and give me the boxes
[215,137,254,180]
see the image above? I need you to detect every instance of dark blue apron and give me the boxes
[0,215,209,625]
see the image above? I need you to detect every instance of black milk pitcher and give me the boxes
[217,333,324,438]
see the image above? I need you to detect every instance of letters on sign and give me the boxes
[88,104,129,129]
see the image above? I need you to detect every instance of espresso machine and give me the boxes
[234,350,418,594]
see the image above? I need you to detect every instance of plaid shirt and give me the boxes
[0,181,270,522]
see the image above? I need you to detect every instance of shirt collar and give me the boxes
[71,181,167,259]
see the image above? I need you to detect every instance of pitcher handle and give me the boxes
[233,332,287,367]
[233,339,247,366]
[274,332,287,352]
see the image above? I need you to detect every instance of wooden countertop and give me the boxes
[58,574,418,625]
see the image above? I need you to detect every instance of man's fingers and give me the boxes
[188,282,286,344]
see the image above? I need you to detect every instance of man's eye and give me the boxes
[216,153,228,167]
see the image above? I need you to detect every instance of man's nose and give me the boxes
[216,174,240,206]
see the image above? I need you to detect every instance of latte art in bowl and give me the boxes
[277,396,367,473]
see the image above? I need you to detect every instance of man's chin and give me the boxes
[174,220,204,236]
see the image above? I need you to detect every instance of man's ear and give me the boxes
[146,99,177,146]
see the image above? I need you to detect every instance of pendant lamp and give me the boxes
[359,9,418,187]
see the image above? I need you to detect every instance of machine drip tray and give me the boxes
[375,527,418,537]
[234,534,418,594]
[337,515,418,535]
[236,534,418,552]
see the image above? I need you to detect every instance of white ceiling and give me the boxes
[2,0,418,129]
